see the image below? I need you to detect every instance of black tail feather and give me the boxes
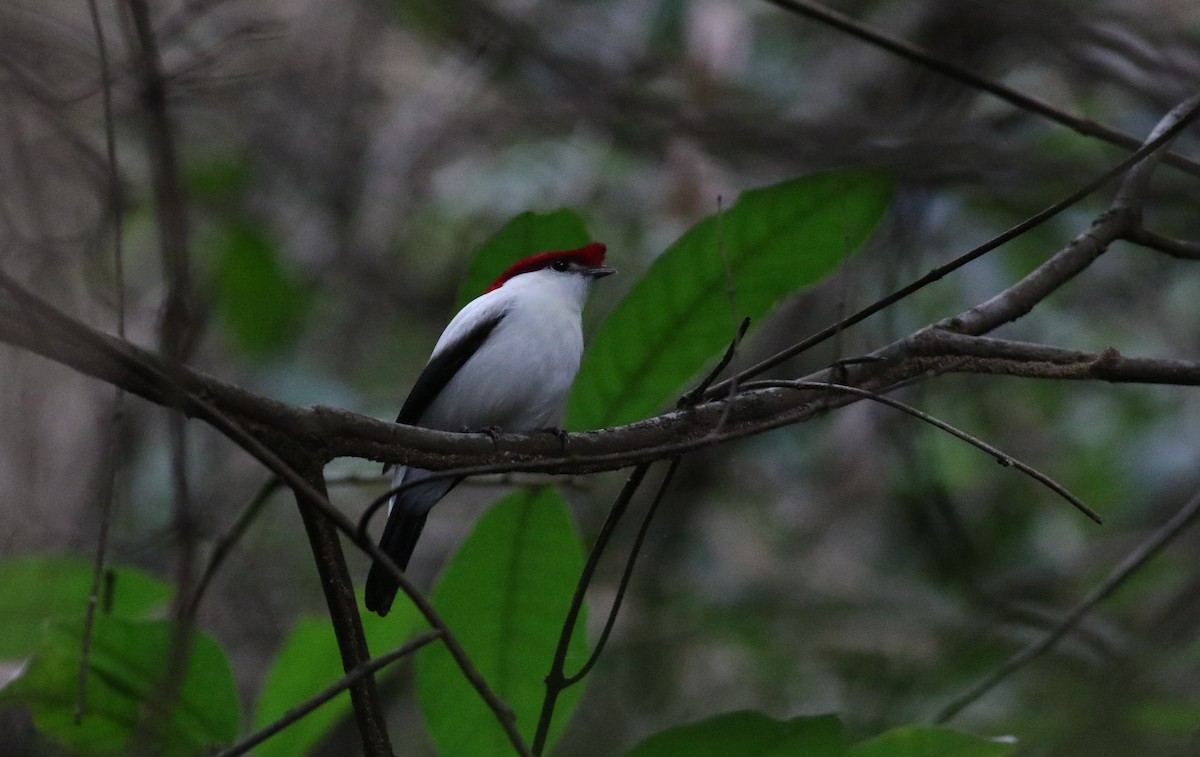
[364,472,461,616]
[364,510,428,615]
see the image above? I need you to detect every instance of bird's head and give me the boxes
[485,243,615,294]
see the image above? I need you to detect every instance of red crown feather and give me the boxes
[486,242,607,293]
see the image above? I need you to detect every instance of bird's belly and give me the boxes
[422,322,581,432]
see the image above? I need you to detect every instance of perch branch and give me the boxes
[3,267,1200,480]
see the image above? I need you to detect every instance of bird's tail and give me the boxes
[364,468,460,616]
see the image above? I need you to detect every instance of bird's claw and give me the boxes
[829,355,888,382]
[540,426,569,450]
[465,425,503,449]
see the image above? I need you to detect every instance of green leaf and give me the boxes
[214,220,308,357]
[251,605,421,757]
[417,487,588,756]
[567,169,892,430]
[626,711,846,757]
[185,155,251,204]
[849,726,1017,757]
[0,617,240,756]
[455,209,591,309]
[389,0,462,37]
[0,554,171,658]
[1129,697,1200,734]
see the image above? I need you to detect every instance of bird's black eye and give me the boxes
[550,259,571,272]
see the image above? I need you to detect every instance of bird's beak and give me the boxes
[585,266,616,279]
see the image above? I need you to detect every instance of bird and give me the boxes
[364,242,615,616]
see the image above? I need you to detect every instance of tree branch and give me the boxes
[2,267,1200,482]
[745,379,1098,523]
[291,464,393,757]
[761,0,1200,178]
[125,0,198,359]
[934,485,1200,723]
[217,630,442,757]
[187,476,282,618]
[1123,227,1200,260]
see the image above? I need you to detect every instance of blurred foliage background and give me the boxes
[1,0,1200,754]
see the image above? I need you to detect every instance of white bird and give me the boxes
[365,243,614,615]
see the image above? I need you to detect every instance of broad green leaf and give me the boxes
[1129,697,1200,734]
[251,604,421,757]
[417,487,588,756]
[0,617,239,756]
[0,554,171,658]
[455,209,591,309]
[214,220,308,357]
[568,169,892,430]
[849,726,1017,757]
[627,711,846,757]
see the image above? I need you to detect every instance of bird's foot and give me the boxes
[465,425,503,449]
[828,355,888,382]
[540,426,569,451]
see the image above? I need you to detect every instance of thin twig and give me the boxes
[934,486,1200,723]
[761,0,1200,178]
[126,0,196,360]
[355,464,596,540]
[216,630,442,757]
[531,465,652,756]
[77,0,125,727]
[1123,227,1200,260]
[679,317,751,409]
[562,457,681,686]
[186,476,282,619]
[1112,94,1200,213]
[532,318,752,753]
[744,380,1100,524]
[357,475,416,542]
[76,413,122,726]
[92,2,126,338]
[123,5,200,749]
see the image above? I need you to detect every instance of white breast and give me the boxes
[419,268,588,432]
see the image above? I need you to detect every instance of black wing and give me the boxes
[383,309,506,472]
[396,309,506,425]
